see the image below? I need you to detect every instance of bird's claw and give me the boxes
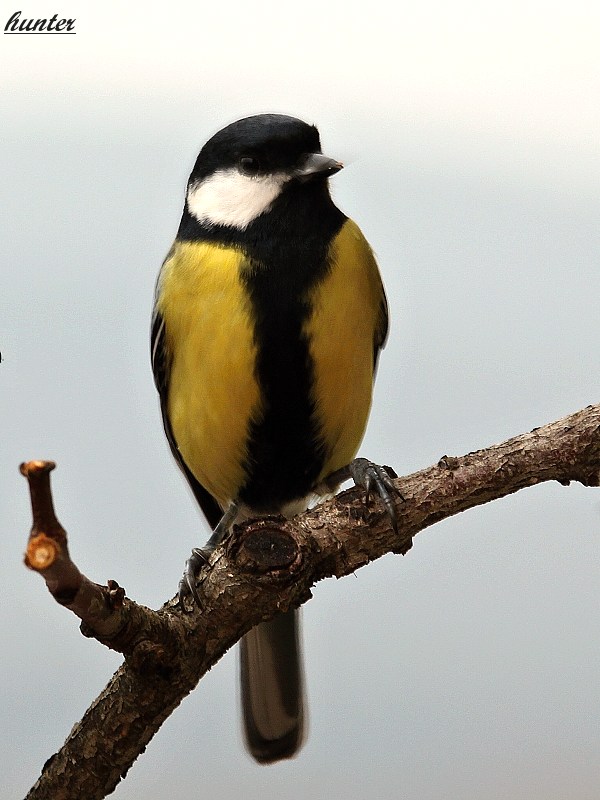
[348,457,404,533]
[178,547,210,609]
[176,504,238,610]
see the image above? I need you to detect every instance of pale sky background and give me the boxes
[2,2,600,798]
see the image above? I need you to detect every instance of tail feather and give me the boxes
[240,608,305,763]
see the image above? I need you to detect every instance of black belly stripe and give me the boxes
[178,180,347,511]
[239,260,325,509]
[241,185,346,509]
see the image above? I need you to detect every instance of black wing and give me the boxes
[373,280,389,376]
[151,305,222,530]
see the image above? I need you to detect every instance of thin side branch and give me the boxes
[22,403,600,800]
[22,461,179,660]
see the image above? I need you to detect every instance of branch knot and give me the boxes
[230,517,303,584]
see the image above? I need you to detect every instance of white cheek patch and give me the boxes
[187,168,289,230]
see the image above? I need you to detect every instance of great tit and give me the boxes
[151,113,397,764]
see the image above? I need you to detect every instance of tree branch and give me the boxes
[22,403,600,799]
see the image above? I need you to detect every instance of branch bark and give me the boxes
[22,403,600,799]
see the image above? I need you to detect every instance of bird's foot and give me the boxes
[178,547,212,607]
[321,457,404,534]
[177,502,239,609]
[347,458,404,533]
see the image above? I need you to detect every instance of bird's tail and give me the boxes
[240,608,305,763]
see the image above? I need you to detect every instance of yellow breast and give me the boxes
[305,219,384,480]
[156,241,262,507]
[157,219,385,509]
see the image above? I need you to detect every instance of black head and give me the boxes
[189,114,324,183]
[183,114,343,232]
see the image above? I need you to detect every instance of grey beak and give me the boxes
[295,153,344,181]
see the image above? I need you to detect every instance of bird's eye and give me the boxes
[239,156,260,176]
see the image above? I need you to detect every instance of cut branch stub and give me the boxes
[21,460,67,572]
[230,517,303,580]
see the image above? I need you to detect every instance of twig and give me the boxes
[21,403,600,799]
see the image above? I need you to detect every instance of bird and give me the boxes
[151,113,398,764]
